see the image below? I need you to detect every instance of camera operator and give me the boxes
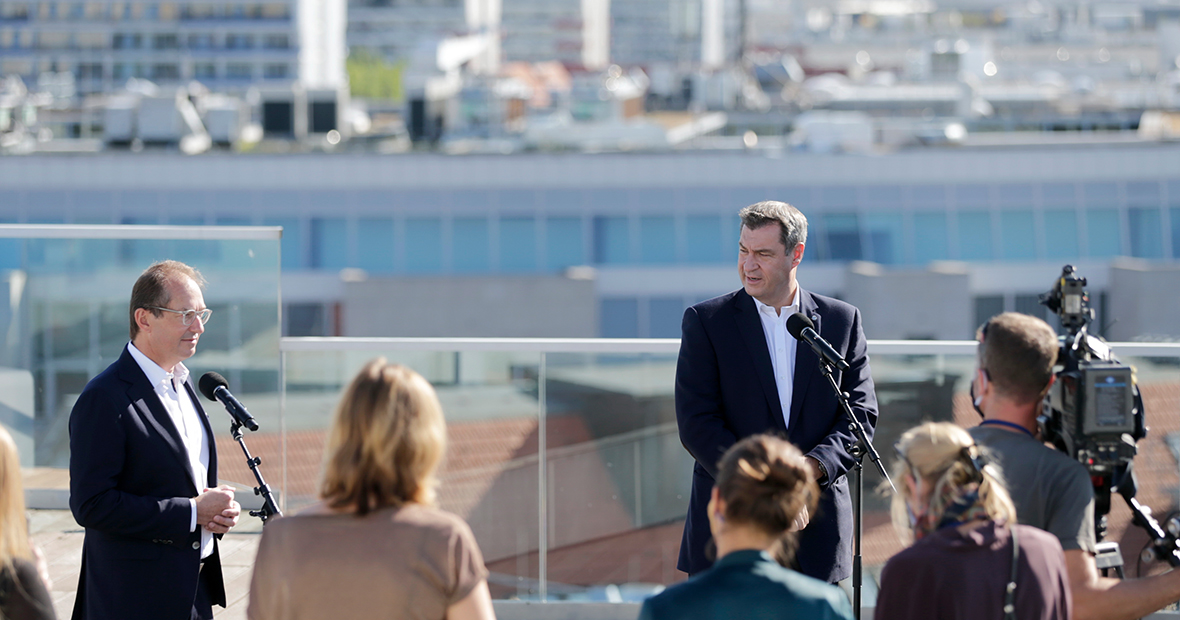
[968,312,1180,620]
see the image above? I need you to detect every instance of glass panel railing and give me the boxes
[280,338,1180,603]
[0,225,281,491]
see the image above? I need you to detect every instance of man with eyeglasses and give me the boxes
[69,260,241,620]
[969,312,1180,620]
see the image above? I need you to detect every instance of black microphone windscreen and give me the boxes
[198,372,228,402]
[786,312,814,340]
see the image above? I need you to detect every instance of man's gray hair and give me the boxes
[739,201,808,252]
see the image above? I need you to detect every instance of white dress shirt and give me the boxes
[753,288,800,431]
[127,343,214,559]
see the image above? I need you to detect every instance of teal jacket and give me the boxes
[639,550,854,620]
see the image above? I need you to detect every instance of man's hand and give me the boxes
[804,456,825,484]
[195,485,238,534]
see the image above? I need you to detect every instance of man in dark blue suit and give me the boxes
[675,201,877,583]
[69,260,241,620]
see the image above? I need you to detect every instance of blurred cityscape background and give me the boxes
[3,0,1180,615]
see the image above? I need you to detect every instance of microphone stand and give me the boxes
[817,359,893,620]
[229,419,282,523]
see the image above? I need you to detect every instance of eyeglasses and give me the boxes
[147,306,212,327]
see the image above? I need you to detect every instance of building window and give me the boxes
[151,63,179,80]
[1043,209,1079,259]
[594,216,630,264]
[1172,207,1180,259]
[499,216,537,272]
[957,211,993,261]
[864,213,903,264]
[1086,208,1121,258]
[36,31,69,49]
[545,217,583,271]
[262,33,288,48]
[112,32,141,48]
[999,210,1036,260]
[75,31,105,48]
[405,218,442,273]
[601,298,639,337]
[153,33,178,49]
[649,297,684,338]
[225,33,253,49]
[912,212,949,264]
[310,218,347,270]
[76,62,102,79]
[973,295,1004,332]
[262,63,287,79]
[639,215,675,264]
[187,33,213,48]
[685,215,722,264]
[226,62,251,79]
[260,3,288,19]
[452,218,490,273]
[193,62,215,79]
[356,218,394,274]
[0,3,30,19]
[824,213,862,261]
[1128,207,1162,258]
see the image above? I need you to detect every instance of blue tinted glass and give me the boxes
[957,211,993,260]
[546,217,583,271]
[910,185,946,206]
[686,215,723,263]
[264,218,303,270]
[864,213,903,264]
[863,186,903,206]
[120,216,162,266]
[216,216,250,226]
[594,216,630,264]
[912,212,948,263]
[1087,209,1121,258]
[649,297,685,338]
[452,218,490,273]
[640,216,676,264]
[824,213,861,261]
[310,218,347,270]
[168,217,210,266]
[1128,207,1162,258]
[405,218,443,273]
[999,210,1036,260]
[820,186,856,207]
[356,218,394,273]
[1043,210,1079,259]
[1173,208,1180,259]
[499,217,537,272]
[600,298,639,337]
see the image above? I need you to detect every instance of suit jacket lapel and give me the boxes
[733,291,788,434]
[117,347,200,495]
[788,289,820,436]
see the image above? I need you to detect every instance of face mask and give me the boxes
[970,370,986,419]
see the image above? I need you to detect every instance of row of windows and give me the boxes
[3,184,1179,273]
[0,29,290,50]
[0,58,291,79]
[0,1,291,22]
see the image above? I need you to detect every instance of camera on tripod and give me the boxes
[1038,265,1144,475]
[1037,265,1179,570]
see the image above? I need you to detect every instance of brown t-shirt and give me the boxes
[247,503,488,620]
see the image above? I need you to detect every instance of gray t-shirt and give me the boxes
[970,424,1097,554]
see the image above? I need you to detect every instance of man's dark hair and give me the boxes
[977,312,1059,404]
[129,260,206,340]
[738,201,808,252]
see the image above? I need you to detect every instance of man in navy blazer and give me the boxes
[69,260,241,620]
[675,201,878,583]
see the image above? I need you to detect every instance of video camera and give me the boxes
[1037,265,1178,570]
[1038,265,1144,478]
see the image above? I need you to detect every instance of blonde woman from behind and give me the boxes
[875,422,1070,620]
[248,359,495,620]
[0,424,55,620]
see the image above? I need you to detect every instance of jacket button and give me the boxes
[192,542,200,550]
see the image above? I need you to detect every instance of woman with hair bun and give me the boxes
[876,422,1071,620]
[248,359,495,620]
[639,434,853,620]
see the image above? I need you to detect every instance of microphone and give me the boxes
[786,313,850,372]
[198,372,259,432]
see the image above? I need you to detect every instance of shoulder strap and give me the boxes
[1004,524,1019,620]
